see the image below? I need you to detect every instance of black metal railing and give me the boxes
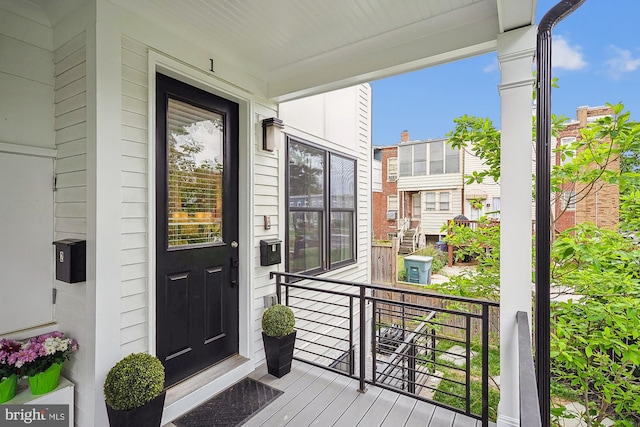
[517,311,542,427]
[271,271,499,426]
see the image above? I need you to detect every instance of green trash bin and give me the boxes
[403,255,433,284]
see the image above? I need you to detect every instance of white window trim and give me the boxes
[439,191,451,212]
[387,157,398,182]
[561,190,576,211]
[560,137,577,165]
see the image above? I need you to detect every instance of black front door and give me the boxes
[156,73,239,387]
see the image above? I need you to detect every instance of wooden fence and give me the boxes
[374,281,500,345]
[371,241,499,343]
[371,239,398,284]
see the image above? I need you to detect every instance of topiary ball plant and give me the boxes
[262,304,295,337]
[104,353,165,411]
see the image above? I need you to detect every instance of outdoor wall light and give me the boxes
[262,117,284,152]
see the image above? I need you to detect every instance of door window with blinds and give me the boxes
[167,98,224,248]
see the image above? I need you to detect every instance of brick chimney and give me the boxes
[400,130,410,143]
[577,106,588,127]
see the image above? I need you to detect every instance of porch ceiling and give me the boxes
[36,0,537,100]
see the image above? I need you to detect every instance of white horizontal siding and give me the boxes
[252,84,372,365]
[0,6,52,51]
[372,159,382,192]
[397,172,463,191]
[421,190,463,235]
[120,37,149,352]
[122,278,146,296]
[52,30,88,427]
[0,10,54,149]
[54,31,87,235]
[462,151,500,218]
[251,101,281,363]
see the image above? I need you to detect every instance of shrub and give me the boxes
[104,353,165,411]
[262,304,295,337]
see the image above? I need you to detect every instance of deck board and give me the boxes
[233,361,488,427]
[453,412,480,427]
[260,369,339,426]
[331,384,384,427]
[242,365,329,426]
[356,389,399,427]
[405,399,437,426]
[309,377,365,425]
[430,406,457,427]
[380,394,417,426]
[286,374,353,426]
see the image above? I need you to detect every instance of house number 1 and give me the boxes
[209,59,215,72]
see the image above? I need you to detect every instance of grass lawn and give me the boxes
[426,338,501,421]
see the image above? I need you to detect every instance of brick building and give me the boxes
[372,144,399,240]
[554,105,620,233]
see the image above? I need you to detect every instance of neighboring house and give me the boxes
[373,130,499,244]
[464,147,501,221]
[397,134,462,242]
[372,145,398,240]
[554,105,619,233]
[0,1,544,426]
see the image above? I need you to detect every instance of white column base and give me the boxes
[497,413,520,427]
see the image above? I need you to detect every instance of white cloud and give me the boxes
[604,46,640,79]
[482,60,498,73]
[552,36,587,70]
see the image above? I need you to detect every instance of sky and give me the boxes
[370,0,640,146]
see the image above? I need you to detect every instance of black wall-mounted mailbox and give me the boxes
[53,239,86,283]
[260,239,282,266]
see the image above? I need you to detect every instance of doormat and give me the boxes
[172,378,283,427]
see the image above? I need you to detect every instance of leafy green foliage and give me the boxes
[447,115,501,185]
[262,304,295,337]
[552,104,640,229]
[619,190,640,236]
[103,353,165,411]
[550,225,640,425]
[436,97,640,425]
[434,219,501,301]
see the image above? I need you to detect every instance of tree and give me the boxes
[551,225,640,426]
[435,103,640,425]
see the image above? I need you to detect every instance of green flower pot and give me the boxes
[0,374,18,403]
[28,363,62,395]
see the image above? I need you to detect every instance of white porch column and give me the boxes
[497,26,536,427]
[86,1,122,425]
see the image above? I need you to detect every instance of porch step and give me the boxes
[398,229,416,254]
[398,234,414,254]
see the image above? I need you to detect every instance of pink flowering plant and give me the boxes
[0,338,22,380]
[10,331,78,377]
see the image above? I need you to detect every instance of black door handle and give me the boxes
[230,257,239,287]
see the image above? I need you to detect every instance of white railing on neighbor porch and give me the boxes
[396,217,413,253]
[411,223,424,253]
[397,217,410,248]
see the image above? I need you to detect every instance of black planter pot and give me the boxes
[262,330,296,378]
[106,391,166,427]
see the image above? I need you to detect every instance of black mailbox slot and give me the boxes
[53,239,86,283]
[260,239,282,266]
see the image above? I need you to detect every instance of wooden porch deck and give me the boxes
[242,360,485,427]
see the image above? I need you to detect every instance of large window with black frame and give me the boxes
[286,136,356,274]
